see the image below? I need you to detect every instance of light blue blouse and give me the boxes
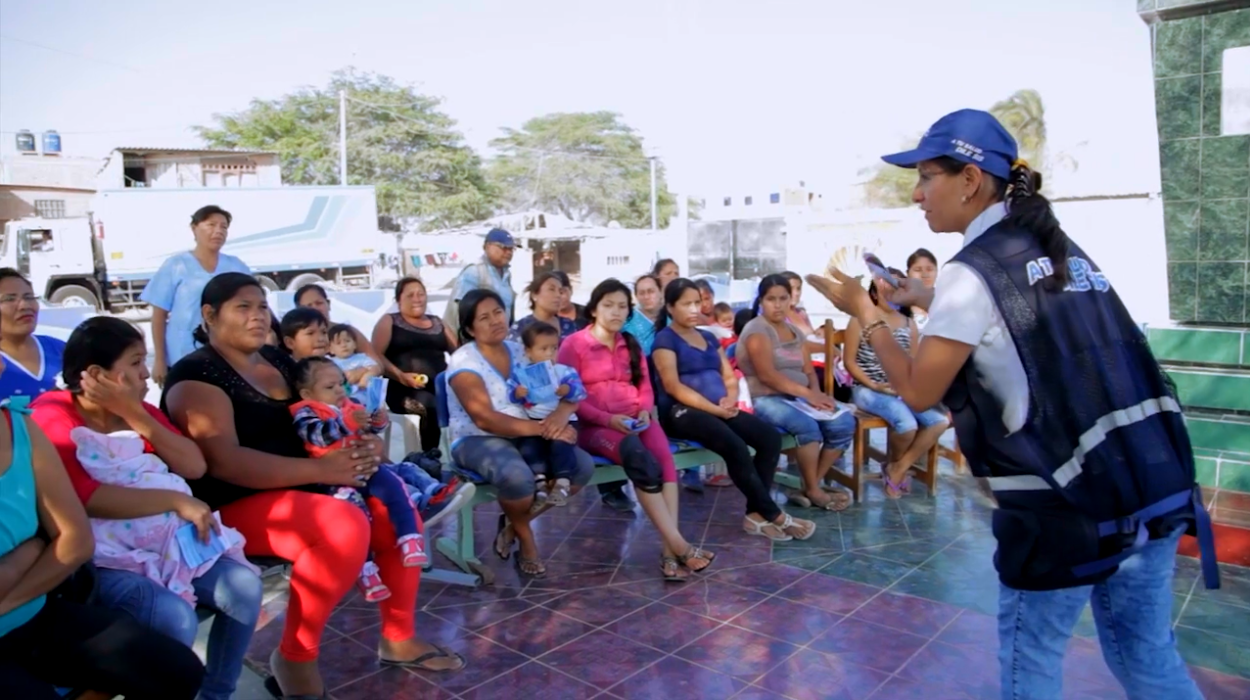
[140,251,251,366]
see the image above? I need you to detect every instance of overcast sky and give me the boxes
[0,0,1159,200]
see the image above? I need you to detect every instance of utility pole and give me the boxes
[338,90,348,186]
[649,156,658,231]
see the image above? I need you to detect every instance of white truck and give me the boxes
[0,186,393,309]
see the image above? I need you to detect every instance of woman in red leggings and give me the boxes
[162,273,464,699]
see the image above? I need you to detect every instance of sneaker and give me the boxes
[398,534,428,568]
[704,473,734,487]
[419,478,476,529]
[529,482,550,514]
[357,561,391,602]
[600,488,635,513]
[681,469,705,493]
[549,478,571,507]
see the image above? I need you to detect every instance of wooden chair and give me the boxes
[818,319,945,501]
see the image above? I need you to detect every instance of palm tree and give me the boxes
[989,89,1047,175]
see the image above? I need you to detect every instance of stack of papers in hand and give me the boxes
[784,398,849,422]
[175,521,231,569]
[364,377,389,414]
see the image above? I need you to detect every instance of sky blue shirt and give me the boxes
[622,309,662,356]
[140,251,252,366]
[451,257,515,323]
[0,335,65,400]
[0,400,43,637]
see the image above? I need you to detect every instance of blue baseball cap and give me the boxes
[880,109,1018,180]
[484,228,515,247]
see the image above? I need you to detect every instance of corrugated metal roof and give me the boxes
[112,147,277,156]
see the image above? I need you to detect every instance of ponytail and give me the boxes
[652,305,671,334]
[621,331,644,387]
[1003,161,1070,290]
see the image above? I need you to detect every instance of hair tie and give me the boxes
[1011,158,1030,171]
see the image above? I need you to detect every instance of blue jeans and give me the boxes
[96,559,263,700]
[752,395,855,452]
[452,435,595,500]
[997,527,1201,700]
[851,385,947,434]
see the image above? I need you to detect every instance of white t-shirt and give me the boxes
[922,202,1030,434]
[445,341,528,445]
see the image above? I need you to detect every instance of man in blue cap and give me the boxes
[444,228,517,337]
[807,108,1215,699]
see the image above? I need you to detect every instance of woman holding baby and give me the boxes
[30,316,263,700]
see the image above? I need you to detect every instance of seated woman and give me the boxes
[509,271,579,344]
[372,277,455,454]
[652,279,813,541]
[30,317,262,700]
[845,271,949,498]
[162,273,463,699]
[905,248,939,328]
[446,289,595,579]
[0,366,205,700]
[0,269,65,400]
[558,279,715,582]
[551,270,590,330]
[621,274,664,355]
[737,275,855,512]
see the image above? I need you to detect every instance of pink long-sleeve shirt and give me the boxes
[557,328,654,427]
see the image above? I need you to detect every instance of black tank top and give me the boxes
[161,344,309,509]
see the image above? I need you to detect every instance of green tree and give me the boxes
[487,112,677,229]
[195,68,495,230]
[861,89,1057,208]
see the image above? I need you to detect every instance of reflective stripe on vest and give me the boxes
[985,395,1182,493]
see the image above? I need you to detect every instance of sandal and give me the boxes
[264,675,326,700]
[379,646,466,673]
[775,512,816,541]
[786,490,812,509]
[744,516,793,542]
[660,556,690,582]
[516,555,547,578]
[881,471,906,500]
[810,490,851,512]
[493,514,515,560]
[676,546,716,573]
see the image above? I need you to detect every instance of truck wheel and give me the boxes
[256,275,280,292]
[49,285,100,309]
[286,273,326,292]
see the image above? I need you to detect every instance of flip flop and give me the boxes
[263,675,326,700]
[811,491,852,512]
[516,556,547,579]
[493,514,516,561]
[379,646,466,673]
[660,556,690,582]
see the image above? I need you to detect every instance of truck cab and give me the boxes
[0,217,105,308]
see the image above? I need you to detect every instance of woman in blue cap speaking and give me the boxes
[807,109,1216,700]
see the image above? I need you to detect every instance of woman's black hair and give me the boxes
[694,278,714,295]
[634,273,661,292]
[750,273,792,317]
[62,317,145,394]
[586,278,643,387]
[779,270,802,287]
[192,272,263,345]
[652,258,677,276]
[550,270,572,289]
[0,267,31,287]
[394,276,425,302]
[519,321,559,348]
[292,356,339,391]
[293,283,328,309]
[267,311,281,346]
[458,288,506,345]
[327,323,355,343]
[869,267,913,318]
[654,277,701,333]
[279,307,328,354]
[191,205,232,227]
[930,156,1069,289]
[906,248,938,270]
[526,271,564,311]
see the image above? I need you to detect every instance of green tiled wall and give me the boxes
[1147,7,1250,323]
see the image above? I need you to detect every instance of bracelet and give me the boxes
[860,319,889,344]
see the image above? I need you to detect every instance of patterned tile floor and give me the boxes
[245,467,1250,700]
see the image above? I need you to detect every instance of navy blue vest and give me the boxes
[942,221,1218,591]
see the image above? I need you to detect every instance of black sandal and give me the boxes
[379,646,466,673]
[676,546,716,573]
[264,675,326,700]
[661,555,689,582]
[493,514,515,560]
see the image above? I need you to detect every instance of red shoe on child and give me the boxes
[399,533,429,568]
[357,561,391,602]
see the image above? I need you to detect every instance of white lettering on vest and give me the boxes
[1025,256,1110,292]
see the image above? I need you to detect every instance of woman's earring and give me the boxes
[961,195,969,204]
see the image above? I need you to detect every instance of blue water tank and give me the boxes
[42,130,61,155]
[15,130,36,153]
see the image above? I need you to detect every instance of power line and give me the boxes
[0,126,189,135]
[0,34,143,73]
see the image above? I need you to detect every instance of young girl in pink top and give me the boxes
[557,279,715,582]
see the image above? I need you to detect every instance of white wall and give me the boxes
[785,196,1169,327]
